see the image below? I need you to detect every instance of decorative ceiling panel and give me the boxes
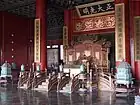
[7,3,35,17]
[0,0,35,11]
[0,0,103,40]
[0,0,101,18]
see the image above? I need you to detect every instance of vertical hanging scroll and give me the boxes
[115,3,125,61]
[134,17,140,61]
[63,26,68,63]
[34,19,40,62]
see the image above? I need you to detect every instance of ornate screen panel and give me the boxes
[47,49,59,68]
[65,39,110,72]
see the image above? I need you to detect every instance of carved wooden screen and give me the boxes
[65,40,110,72]
[47,49,59,68]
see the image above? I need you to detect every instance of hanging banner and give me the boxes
[115,3,125,61]
[63,26,68,63]
[63,26,68,49]
[34,19,41,62]
[134,17,140,61]
[76,0,114,18]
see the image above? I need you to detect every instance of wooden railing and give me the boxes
[32,72,47,89]
[26,71,35,89]
[71,74,80,92]
[57,73,70,91]
[48,74,58,91]
[32,72,58,91]
[17,71,29,88]
[98,72,115,91]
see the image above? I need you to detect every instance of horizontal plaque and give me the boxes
[76,0,114,18]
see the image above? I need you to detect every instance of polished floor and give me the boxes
[0,85,137,105]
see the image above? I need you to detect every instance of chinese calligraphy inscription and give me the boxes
[115,3,125,61]
[63,26,68,62]
[134,17,140,60]
[76,0,114,18]
[34,19,41,62]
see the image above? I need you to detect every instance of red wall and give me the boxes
[0,12,34,69]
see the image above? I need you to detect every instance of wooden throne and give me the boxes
[64,35,111,72]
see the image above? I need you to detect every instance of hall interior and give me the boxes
[0,0,140,105]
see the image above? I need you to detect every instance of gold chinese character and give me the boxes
[98,5,105,12]
[36,45,39,48]
[118,37,122,42]
[118,27,122,32]
[36,36,39,40]
[137,46,140,50]
[83,7,90,15]
[118,54,122,60]
[36,40,39,44]
[90,7,97,14]
[118,33,122,37]
[117,17,122,22]
[136,27,140,33]
[118,23,122,27]
[118,44,122,48]
[118,49,123,53]
[137,51,140,54]
[106,3,114,10]
[136,38,140,42]
[136,42,140,46]
[117,7,122,12]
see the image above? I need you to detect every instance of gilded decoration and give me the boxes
[34,19,40,62]
[134,17,140,61]
[115,3,125,61]
[73,14,115,32]
[65,34,111,72]
[70,34,111,48]
[76,0,114,18]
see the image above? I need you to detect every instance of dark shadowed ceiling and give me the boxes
[0,0,101,40]
[0,0,100,18]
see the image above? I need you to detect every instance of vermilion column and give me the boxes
[64,10,72,45]
[36,0,47,70]
[115,0,131,65]
[130,1,140,80]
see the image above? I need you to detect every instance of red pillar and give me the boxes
[115,0,131,66]
[130,1,140,80]
[64,10,72,45]
[36,0,47,70]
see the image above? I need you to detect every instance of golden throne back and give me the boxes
[64,38,111,73]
